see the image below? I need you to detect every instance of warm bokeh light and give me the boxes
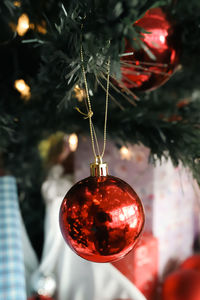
[36,23,47,34]
[74,85,86,102]
[68,133,78,152]
[16,14,30,36]
[120,146,132,160]
[14,1,21,7]
[29,22,47,35]
[14,79,31,100]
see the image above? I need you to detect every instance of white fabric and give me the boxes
[20,215,39,297]
[33,164,147,300]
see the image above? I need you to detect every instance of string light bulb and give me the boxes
[120,146,132,160]
[36,22,47,35]
[68,133,78,152]
[74,85,86,102]
[14,79,31,100]
[16,14,30,36]
[14,1,21,7]
[29,22,47,35]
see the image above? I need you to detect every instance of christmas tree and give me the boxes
[0,0,200,258]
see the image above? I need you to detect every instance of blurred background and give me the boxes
[1,1,200,300]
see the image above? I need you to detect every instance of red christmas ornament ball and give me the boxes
[59,175,145,263]
[121,7,180,91]
[162,269,200,300]
[181,254,200,272]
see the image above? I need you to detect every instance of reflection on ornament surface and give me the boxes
[59,175,145,263]
[120,8,180,92]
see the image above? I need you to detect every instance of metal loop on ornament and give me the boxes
[90,155,108,177]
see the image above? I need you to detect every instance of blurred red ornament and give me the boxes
[181,255,200,272]
[120,7,180,92]
[59,175,145,263]
[162,269,200,300]
[28,295,54,300]
[176,99,190,108]
[167,114,182,122]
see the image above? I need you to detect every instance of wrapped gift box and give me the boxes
[112,233,158,300]
[152,158,196,275]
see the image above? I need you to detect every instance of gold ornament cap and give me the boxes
[90,156,108,177]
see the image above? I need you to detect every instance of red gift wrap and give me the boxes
[112,233,158,300]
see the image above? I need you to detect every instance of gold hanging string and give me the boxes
[75,107,93,119]
[79,37,111,160]
[78,82,101,156]
[91,122,101,158]
[80,42,100,158]
[101,58,110,158]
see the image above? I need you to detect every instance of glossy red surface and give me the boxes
[121,8,180,91]
[162,270,200,300]
[59,175,145,262]
[181,255,200,272]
